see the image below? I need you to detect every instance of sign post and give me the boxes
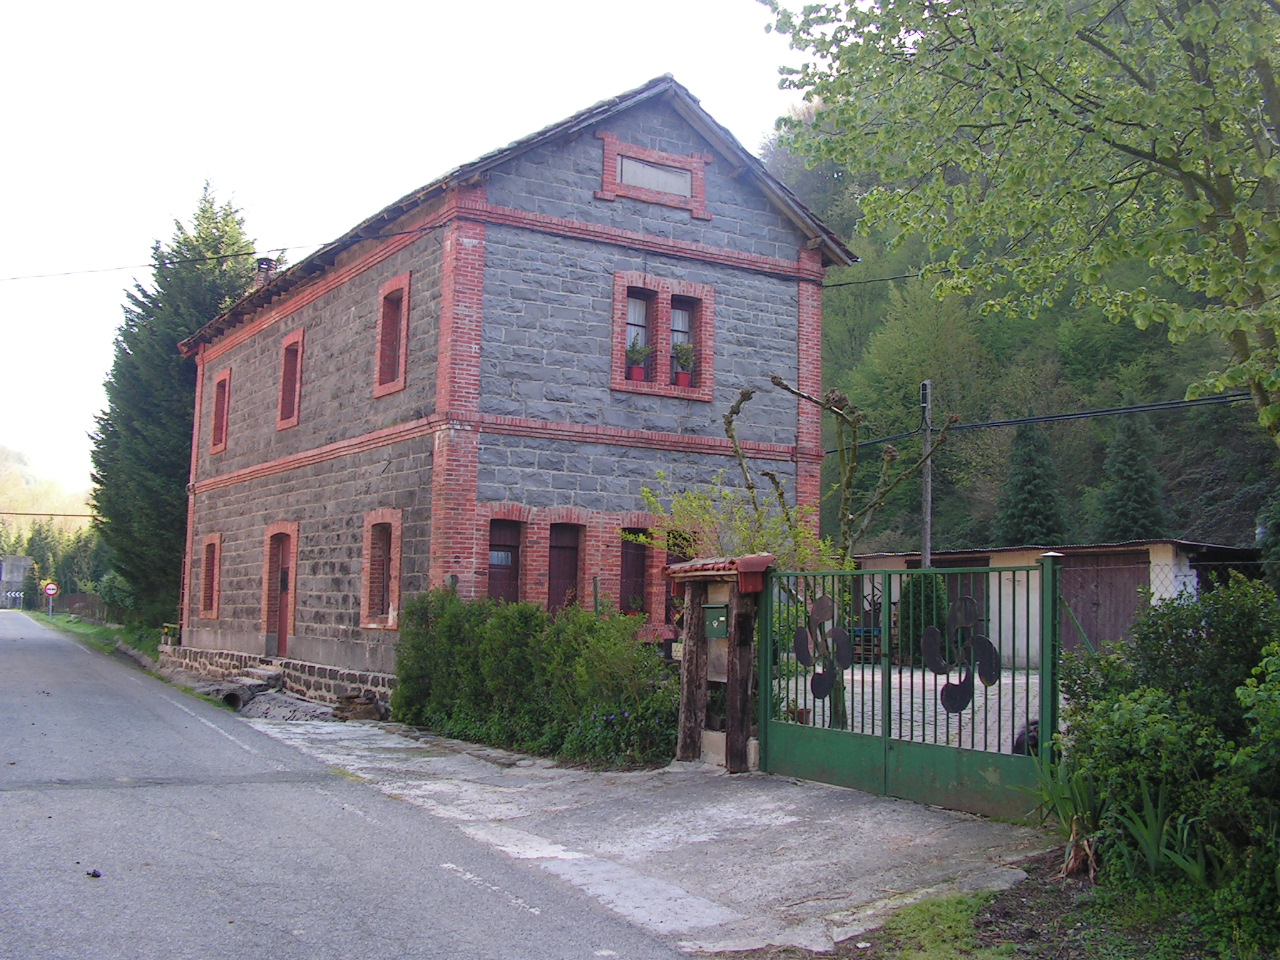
[43,581,59,617]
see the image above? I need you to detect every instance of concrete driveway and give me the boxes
[242,707,1052,953]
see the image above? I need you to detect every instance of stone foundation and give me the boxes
[159,644,396,706]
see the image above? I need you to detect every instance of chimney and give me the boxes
[255,257,277,288]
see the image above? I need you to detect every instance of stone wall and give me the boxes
[160,644,396,705]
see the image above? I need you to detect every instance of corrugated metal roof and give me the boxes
[179,75,856,357]
[856,538,1258,560]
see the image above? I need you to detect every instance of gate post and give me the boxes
[1037,552,1063,765]
[665,554,774,773]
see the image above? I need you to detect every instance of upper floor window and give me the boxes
[611,272,715,401]
[625,290,653,381]
[210,368,231,454]
[374,273,411,398]
[595,132,711,220]
[277,329,304,430]
[361,508,402,629]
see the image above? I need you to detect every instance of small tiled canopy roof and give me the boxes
[662,553,776,594]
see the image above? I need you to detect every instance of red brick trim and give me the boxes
[360,508,403,629]
[182,346,207,636]
[467,202,820,282]
[610,271,715,402]
[486,502,533,523]
[437,215,485,416]
[193,413,798,496]
[595,132,712,220]
[199,533,221,619]
[262,520,299,652]
[210,367,231,455]
[373,272,411,398]
[193,192,817,369]
[194,196,452,365]
[277,328,305,430]
[796,276,824,513]
[428,428,480,594]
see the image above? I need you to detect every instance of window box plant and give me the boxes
[672,340,696,387]
[626,335,654,381]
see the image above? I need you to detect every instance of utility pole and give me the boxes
[921,380,932,568]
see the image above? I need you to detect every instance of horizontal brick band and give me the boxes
[192,411,802,496]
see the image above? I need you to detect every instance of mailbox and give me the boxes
[702,603,728,639]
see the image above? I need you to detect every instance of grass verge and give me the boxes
[704,849,1225,960]
[23,612,161,661]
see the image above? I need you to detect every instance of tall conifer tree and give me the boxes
[994,420,1068,547]
[91,188,256,623]
[1095,413,1170,542]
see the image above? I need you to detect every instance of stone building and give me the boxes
[1,555,33,609]
[169,76,853,702]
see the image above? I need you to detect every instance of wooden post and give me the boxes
[676,580,708,761]
[724,588,757,773]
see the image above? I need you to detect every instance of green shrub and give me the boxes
[1060,579,1280,955]
[1064,686,1223,824]
[896,573,947,664]
[392,590,676,767]
[1124,574,1280,738]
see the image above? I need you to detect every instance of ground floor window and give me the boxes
[488,520,522,603]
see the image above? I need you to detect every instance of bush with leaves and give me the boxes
[1063,687,1223,828]
[1059,577,1280,953]
[392,590,676,767]
[1066,573,1280,740]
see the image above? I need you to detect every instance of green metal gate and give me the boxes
[758,555,1061,819]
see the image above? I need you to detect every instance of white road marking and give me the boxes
[159,695,261,755]
[440,862,542,915]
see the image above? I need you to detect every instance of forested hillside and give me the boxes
[764,140,1277,552]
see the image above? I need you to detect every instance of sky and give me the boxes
[0,0,808,493]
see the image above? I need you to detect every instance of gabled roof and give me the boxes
[179,75,856,356]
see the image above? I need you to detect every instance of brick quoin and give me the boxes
[438,197,486,417]
[796,267,825,520]
[428,428,481,595]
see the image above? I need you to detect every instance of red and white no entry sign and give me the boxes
[43,581,59,597]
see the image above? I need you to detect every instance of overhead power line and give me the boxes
[850,392,1253,450]
[0,512,96,519]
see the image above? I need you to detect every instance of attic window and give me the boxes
[595,132,711,220]
[618,156,692,197]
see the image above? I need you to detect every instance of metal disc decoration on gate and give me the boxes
[921,595,1000,713]
[791,593,854,700]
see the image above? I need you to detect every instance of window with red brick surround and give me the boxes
[210,368,231,454]
[199,534,221,619]
[620,531,648,615]
[611,272,714,402]
[595,132,711,220]
[277,329,304,430]
[488,520,522,603]
[361,508,402,629]
[374,273,411,398]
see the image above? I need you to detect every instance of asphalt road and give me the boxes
[0,612,683,960]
